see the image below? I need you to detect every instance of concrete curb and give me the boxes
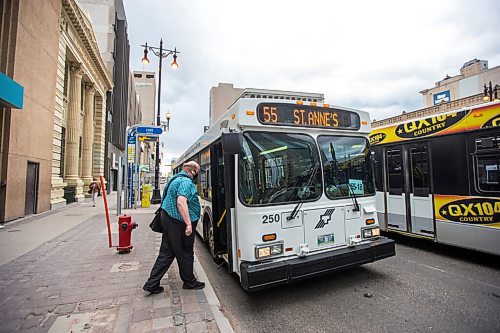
[194,255,234,333]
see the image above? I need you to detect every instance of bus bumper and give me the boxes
[240,236,395,291]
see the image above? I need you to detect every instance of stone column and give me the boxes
[81,83,95,193]
[64,62,85,202]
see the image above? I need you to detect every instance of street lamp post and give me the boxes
[141,40,179,204]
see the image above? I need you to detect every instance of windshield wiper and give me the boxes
[330,143,360,212]
[288,162,320,220]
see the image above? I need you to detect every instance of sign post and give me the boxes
[124,125,163,209]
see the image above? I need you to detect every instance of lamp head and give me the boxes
[166,111,172,120]
[170,48,179,69]
[142,43,150,64]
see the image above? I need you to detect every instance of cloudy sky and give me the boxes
[123,0,500,163]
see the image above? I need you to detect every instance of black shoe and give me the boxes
[183,281,205,290]
[143,285,164,294]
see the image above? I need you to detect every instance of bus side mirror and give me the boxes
[222,132,242,155]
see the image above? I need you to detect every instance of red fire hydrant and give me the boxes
[117,215,138,254]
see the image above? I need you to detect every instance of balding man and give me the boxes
[144,161,205,293]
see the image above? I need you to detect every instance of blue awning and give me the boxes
[0,72,24,109]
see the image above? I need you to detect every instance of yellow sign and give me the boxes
[127,145,135,162]
[370,103,500,145]
[142,184,151,208]
[138,136,158,142]
[434,195,500,228]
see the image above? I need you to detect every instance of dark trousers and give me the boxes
[144,210,198,288]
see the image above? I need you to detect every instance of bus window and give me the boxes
[386,148,403,195]
[410,145,430,197]
[476,157,500,193]
[317,136,375,199]
[474,136,500,193]
[199,148,211,200]
[371,146,384,192]
[239,132,322,205]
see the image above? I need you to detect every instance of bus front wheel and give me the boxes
[207,221,224,264]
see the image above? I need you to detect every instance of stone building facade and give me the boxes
[0,0,62,222]
[50,0,113,207]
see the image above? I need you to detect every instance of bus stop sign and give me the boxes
[136,126,163,136]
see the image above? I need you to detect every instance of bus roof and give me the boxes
[369,101,500,145]
[174,97,372,168]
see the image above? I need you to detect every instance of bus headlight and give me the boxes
[255,242,283,259]
[271,244,283,255]
[257,247,271,258]
[362,227,380,239]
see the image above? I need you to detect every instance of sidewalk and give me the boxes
[0,194,233,333]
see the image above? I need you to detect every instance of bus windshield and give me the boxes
[317,136,375,199]
[239,132,322,206]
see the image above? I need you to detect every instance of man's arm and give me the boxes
[177,195,193,236]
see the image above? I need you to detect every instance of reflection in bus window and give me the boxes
[239,132,322,205]
[317,136,375,199]
[411,145,430,197]
[386,149,403,195]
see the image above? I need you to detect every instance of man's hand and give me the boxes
[185,224,192,236]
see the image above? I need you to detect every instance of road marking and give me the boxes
[406,259,500,290]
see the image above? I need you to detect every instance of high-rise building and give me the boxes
[132,71,157,184]
[79,0,132,192]
[209,83,324,126]
[132,71,157,125]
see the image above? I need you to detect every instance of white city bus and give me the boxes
[173,95,395,291]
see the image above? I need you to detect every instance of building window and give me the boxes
[80,82,84,111]
[60,127,66,177]
[63,62,69,97]
[79,136,83,158]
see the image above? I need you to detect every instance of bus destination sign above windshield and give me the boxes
[257,103,360,130]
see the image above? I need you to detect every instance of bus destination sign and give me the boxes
[257,103,360,130]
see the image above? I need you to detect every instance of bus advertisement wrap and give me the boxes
[434,195,500,228]
[370,103,500,145]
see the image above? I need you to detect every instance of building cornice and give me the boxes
[372,93,486,128]
[62,0,113,91]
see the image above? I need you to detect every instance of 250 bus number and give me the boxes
[262,214,280,224]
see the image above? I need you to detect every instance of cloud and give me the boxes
[124,0,500,163]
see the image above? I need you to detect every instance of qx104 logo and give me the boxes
[369,132,386,145]
[395,110,467,139]
[440,198,500,224]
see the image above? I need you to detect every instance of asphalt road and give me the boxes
[195,234,500,333]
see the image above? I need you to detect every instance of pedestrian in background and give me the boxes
[143,161,205,293]
[89,178,100,207]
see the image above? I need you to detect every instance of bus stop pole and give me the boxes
[117,155,122,216]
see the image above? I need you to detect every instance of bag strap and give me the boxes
[159,173,190,206]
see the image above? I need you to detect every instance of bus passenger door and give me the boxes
[385,146,408,231]
[408,143,434,236]
[210,142,227,259]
